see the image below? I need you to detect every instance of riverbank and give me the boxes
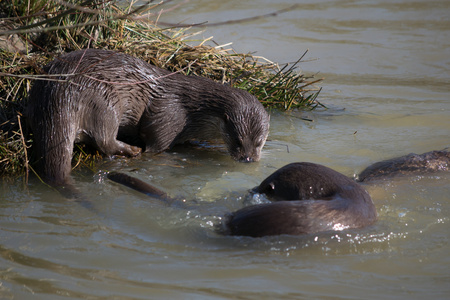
[0,0,321,178]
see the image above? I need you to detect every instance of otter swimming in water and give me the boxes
[222,162,377,237]
[108,162,377,237]
[26,49,270,185]
[107,150,449,237]
[357,150,450,182]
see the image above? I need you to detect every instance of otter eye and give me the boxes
[237,137,244,147]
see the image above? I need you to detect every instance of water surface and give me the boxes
[1,0,449,299]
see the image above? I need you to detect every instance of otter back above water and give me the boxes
[26,49,270,185]
[106,151,449,238]
[357,150,450,182]
[109,162,378,237]
[223,162,377,237]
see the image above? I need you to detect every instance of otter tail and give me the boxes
[107,172,172,205]
[27,80,77,186]
[30,115,76,186]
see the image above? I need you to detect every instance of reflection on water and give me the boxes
[1,0,449,298]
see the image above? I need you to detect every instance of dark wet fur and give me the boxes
[108,162,377,237]
[223,163,377,237]
[357,150,450,182]
[27,49,269,185]
[107,151,450,237]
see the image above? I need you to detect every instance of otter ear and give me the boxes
[223,113,230,123]
[269,182,275,190]
[264,182,276,196]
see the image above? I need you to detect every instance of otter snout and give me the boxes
[238,156,256,163]
[233,148,262,163]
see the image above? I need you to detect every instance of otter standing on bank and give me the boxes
[27,49,270,185]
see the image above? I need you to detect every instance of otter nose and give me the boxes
[239,156,255,163]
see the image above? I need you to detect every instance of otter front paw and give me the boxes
[113,142,142,157]
[129,145,142,157]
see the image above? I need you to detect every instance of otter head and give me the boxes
[220,102,270,163]
[252,163,346,201]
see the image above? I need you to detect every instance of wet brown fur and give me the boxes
[108,162,377,237]
[107,150,449,237]
[27,49,270,185]
[223,163,377,237]
[357,150,450,182]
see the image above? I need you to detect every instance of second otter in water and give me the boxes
[107,150,449,237]
[222,162,377,237]
[27,49,270,185]
[357,150,450,182]
[108,162,377,237]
